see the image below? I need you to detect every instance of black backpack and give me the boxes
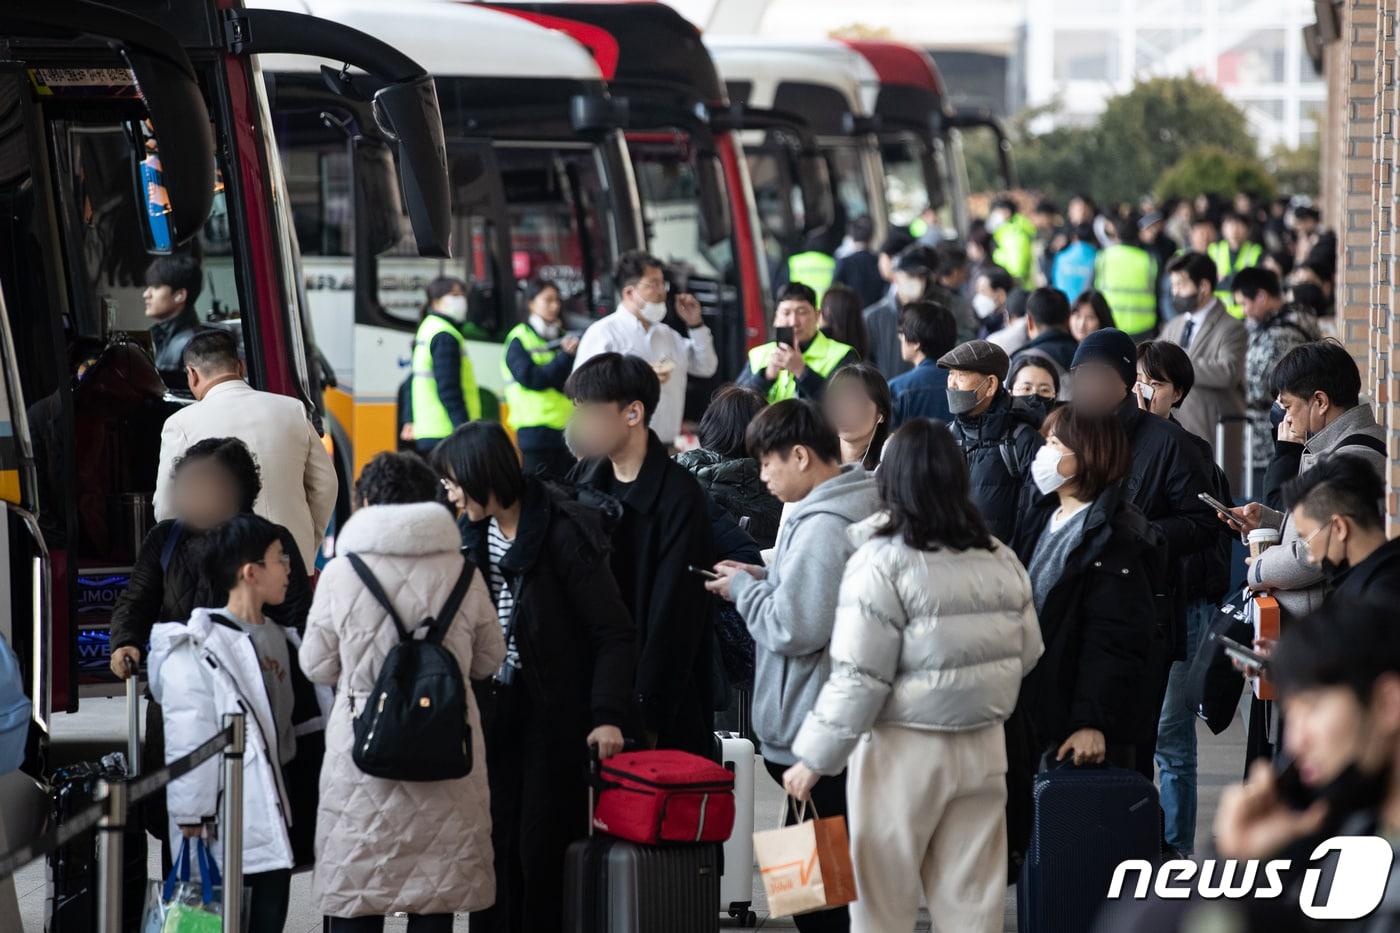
[345,554,475,781]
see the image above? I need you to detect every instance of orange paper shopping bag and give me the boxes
[753,799,858,918]
[1251,594,1280,700]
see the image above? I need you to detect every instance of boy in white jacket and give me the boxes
[150,514,298,933]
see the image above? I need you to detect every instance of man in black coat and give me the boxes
[938,339,1044,543]
[1285,453,1400,610]
[566,352,716,756]
[1067,329,1221,778]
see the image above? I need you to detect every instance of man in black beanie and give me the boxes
[1067,328,1224,788]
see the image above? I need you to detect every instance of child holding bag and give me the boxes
[149,514,305,933]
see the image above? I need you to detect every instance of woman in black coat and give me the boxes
[431,423,636,933]
[1011,405,1162,772]
[675,384,782,549]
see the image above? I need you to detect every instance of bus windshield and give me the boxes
[0,62,255,699]
[630,138,734,288]
[824,142,874,233]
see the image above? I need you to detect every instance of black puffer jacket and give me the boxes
[1011,483,1164,749]
[949,390,1044,543]
[675,448,781,550]
[110,518,313,652]
[460,478,637,733]
[1175,418,1235,605]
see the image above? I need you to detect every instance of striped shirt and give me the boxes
[486,518,520,676]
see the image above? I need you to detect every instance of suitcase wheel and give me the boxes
[727,905,757,927]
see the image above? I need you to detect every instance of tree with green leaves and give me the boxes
[963,77,1263,207]
[1154,146,1278,202]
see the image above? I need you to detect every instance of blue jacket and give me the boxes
[889,359,952,428]
[1052,241,1097,301]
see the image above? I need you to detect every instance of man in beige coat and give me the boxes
[154,329,337,569]
[1160,251,1247,485]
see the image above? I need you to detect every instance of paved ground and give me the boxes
[12,695,1246,931]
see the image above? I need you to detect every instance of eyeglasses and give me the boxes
[256,554,292,569]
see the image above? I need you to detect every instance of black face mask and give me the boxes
[1171,292,1199,316]
[1314,525,1351,578]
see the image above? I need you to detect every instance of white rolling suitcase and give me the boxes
[715,731,756,927]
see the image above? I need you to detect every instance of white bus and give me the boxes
[260,0,646,475]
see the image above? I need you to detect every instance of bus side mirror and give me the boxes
[353,138,406,256]
[571,94,629,133]
[372,75,452,259]
[696,156,732,247]
[121,48,216,248]
[798,153,835,236]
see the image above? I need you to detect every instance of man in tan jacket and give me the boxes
[154,329,337,568]
[1160,251,1247,486]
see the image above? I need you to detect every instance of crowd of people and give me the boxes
[99,181,1396,933]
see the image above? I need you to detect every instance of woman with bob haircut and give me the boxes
[431,422,635,933]
[1011,405,1161,774]
[782,419,1043,933]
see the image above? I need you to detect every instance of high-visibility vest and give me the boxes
[992,214,1037,288]
[412,313,480,441]
[500,323,572,433]
[1094,245,1158,336]
[786,251,836,304]
[1207,240,1264,319]
[746,330,854,403]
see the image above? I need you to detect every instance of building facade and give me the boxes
[1024,0,1324,150]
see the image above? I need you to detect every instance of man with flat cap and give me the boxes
[938,339,1045,542]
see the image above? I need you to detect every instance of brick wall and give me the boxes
[1329,0,1400,526]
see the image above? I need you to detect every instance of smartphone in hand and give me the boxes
[1212,631,1270,672]
[775,326,795,348]
[687,564,720,581]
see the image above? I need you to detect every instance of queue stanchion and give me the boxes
[95,778,128,933]
[125,657,140,777]
[221,712,245,933]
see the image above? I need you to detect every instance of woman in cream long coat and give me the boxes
[300,460,505,928]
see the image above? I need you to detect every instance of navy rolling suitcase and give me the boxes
[1016,758,1160,933]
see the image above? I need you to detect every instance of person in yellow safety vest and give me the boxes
[988,196,1037,289]
[1093,214,1159,339]
[500,279,579,477]
[738,282,859,403]
[412,276,481,453]
[784,248,836,305]
[1207,212,1264,320]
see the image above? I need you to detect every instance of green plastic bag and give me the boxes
[161,897,222,933]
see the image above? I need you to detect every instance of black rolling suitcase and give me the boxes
[46,752,147,932]
[1016,755,1160,933]
[564,756,721,933]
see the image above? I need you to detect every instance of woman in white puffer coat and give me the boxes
[300,452,505,933]
[783,419,1044,933]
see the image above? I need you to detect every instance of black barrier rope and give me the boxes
[0,724,232,881]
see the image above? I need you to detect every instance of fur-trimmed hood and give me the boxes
[335,502,460,557]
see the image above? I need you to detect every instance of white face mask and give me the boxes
[639,299,668,324]
[972,293,999,320]
[436,293,468,322]
[1031,445,1069,496]
[987,212,1007,232]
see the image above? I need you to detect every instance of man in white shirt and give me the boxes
[154,329,338,569]
[573,250,717,446]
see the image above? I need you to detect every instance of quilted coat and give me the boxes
[792,515,1043,775]
[299,501,506,918]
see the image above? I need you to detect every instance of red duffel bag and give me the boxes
[591,749,736,845]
